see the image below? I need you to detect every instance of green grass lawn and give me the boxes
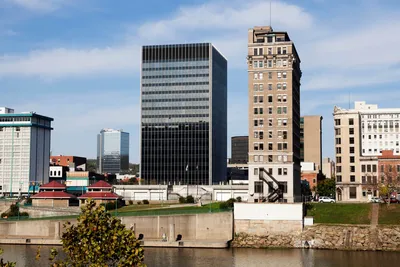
[116,202,227,217]
[306,203,371,224]
[116,203,173,213]
[378,204,400,225]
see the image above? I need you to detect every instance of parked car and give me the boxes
[369,197,381,203]
[383,197,399,204]
[319,196,336,203]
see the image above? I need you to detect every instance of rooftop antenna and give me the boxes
[270,1,272,27]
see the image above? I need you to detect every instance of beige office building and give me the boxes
[300,116,323,170]
[322,157,335,179]
[247,26,302,203]
[333,101,400,202]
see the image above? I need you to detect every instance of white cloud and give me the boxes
[0,45,140,78]
[7,0,64,12]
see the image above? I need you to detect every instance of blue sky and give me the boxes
[1,0,400,163]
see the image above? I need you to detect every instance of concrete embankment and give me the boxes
[0,212,233,248]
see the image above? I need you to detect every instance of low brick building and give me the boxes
[378,150,400,198]
[31,181,76,207]
[78,180,121,206]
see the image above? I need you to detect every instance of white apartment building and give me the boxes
[333,101,400,202]
[0,108,53,196]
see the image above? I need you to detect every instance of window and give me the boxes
[335,119,341,126]
[278,182,288,193]
[254,73,258,80]
[277,107,282,114]
[253,61,258,68]
[254,48,258,56]
[58,171,61,176]
[15,127,20,132]
[254,108,258,115]
[259,84,264,91]
[277,83,282,90]
[268,47,272,55]
[253,84,259,91]
[268,131,273,138]
[282,47,287,54]
[337,175,342,182]
[373,165,377,172]
[277,72,282,79]
[254,181,263,194]
[259,73,263,79]
[349,128,354,135]
[259,108,263,114]
[349,137,354,144]
[254,131,259,138]
[282,119,287,126]
[278,168,282,175]
[350,156,355,163]
[268,119,273,127]
[350,166,355,172]
[268,168,273,175]
[362,176,366,184]
[349,118,354,125]
[362,165,366,172]
[254,143,259,150]
[283,131,287,139]
[259,96,264,103]
[380,165,384,172]
[268,143,273,150]
[277,47,282,54]
[268,60,272,68]
[283,60,287,67]
[349,187,357,199]
[282,72,287,79]
[350,175,356,182]
[336,166,342,173]
[335,129,341,135]
[259,132,264,140]
[268,155,273,162]
[259,48,263,55]
[0,127,3,132]
[336,157,341,163]
[254,168,259,175]
[336,147,341,154]
[268,84,273,90]
[254,155,259,162]
[268,96,273,103]
[282,107,287,114]
[349,147,355,153]
[253,96,258,103]
[268,72,272,79]
[259,61,264,68]
[283,168,287,175]
[283,83,287,90]
[268,107,273,114]
[267,36,273,43]
[282,95,287,102]
[367,165,371,172]
[336,138,341,145]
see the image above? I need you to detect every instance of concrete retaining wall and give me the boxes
[0,212,233,243]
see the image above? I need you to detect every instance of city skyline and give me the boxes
[2,0,400,162]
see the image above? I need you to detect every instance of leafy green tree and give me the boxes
[46,200,145,266]
[0,248,16,267]
[316,178,336,198]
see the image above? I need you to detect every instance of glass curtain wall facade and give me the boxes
[97,129,129,174]
[141,43,227,185]
[231,136,249,164]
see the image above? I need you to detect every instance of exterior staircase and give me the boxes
[258,168,282,202]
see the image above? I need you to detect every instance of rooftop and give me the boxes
[78,192,120,199]
[88,180,112,189]
[39,181,66,189]
[31,191,75,199]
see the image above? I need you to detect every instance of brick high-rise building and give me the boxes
[247,26,302,203]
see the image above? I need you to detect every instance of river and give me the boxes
[1,245,400,266]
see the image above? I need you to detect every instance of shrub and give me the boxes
[179,196,186,204]
[219,202,229,210]
[102,201,124,211]
[142,199,149,205]
[26,197,32,204]
[137,201,142,205]
[226,198,237,208]
[236,196,242,202]
[1,204,29,218]
[186,195,195,204]
[128,200,134,205]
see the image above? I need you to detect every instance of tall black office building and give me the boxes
[140,43,227,185]
[230,136,249,164]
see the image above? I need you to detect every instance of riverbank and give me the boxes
[232,224,400,251]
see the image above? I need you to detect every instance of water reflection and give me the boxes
[1,245,400,267]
